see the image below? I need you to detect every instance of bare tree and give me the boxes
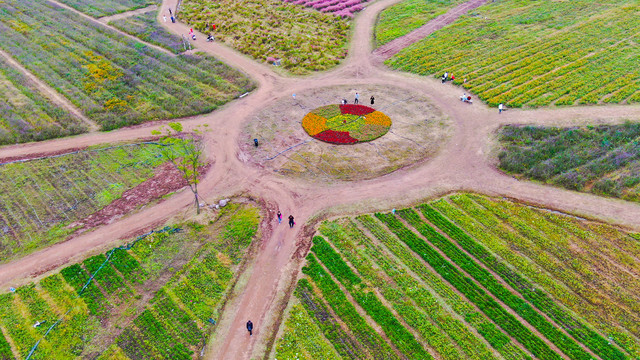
[153,122,207,214]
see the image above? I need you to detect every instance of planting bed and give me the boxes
[280,0,368,18]
[387,0,640,107]
[498,123,640,202]
[242,84,452,181]
[374,0,466,46]
[178,0,350,74]
[0,56,87,145]
[0,203,260,359]
[0,0,255,131]
[275,193,639,359]
[109,11,187,53]
[302,104,391,144]
[56,0,156,18]
[0,142,189,264]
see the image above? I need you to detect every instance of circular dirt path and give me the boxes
[1,0,640,359]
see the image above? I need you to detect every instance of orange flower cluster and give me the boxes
[302,113,328,136]
[364,111,391,127]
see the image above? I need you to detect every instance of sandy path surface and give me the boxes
[1,0,640,359]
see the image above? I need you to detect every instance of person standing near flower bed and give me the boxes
[370,95,375,105]
[354,92,359,104]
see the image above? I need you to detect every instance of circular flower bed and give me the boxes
[301,104,392,144]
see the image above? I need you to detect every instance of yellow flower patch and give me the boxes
[302,113,328,136]
[364,111,391,127]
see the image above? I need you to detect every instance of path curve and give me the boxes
[1,0,640,359]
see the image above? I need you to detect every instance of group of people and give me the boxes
[164,9,218,42]
[276,211,295,228]
[162,8,176,23]
[342,92,375,105]
[442,72,455,83]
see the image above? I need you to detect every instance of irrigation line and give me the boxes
[265,140,311,161]
[24,226,182,360]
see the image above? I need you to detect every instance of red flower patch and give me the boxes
[339,104,375,116]
[314,129,358,144]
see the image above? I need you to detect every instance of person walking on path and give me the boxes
[277,211,282,224]
[163,15,167,22]
[288,215,295,228]
[370,96,375,105]
[354,93,359,104]
[168,8,172,15]
[246,320,253,336]
[499,103,504,114]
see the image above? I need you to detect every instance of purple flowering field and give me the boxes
[281,0,369,18]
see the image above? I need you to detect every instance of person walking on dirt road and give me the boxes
[499,103,504,114]
[354,93,359,104]
[370,96,375,105]
[277,211,282,224]
[246,320,253,336]
[288,215,295,228]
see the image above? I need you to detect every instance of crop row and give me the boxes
[374,212,564,360]
[0,331,11,360]
[275,302,343,360]
[319,220,499,360]
[437,194,640,357]
[0,55,86,145]
[109,12,187,54]
[292,280,366,359]
[387,0,640,107]
[412,204,626,360]
[282,0,366,17]
[355,215,532,360]
[0,0,254,129]
[302,254,400,358]
[311,236,432,359]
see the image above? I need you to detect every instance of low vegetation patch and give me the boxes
[179,0,350,74]
[0,0,254,131]
[374,0,466,46]
[0,142,189,263]
[109,11,187,53]
[387,0,640,107]
[498,123,640,202]
[0,203,260,359]
[56,0,156,18]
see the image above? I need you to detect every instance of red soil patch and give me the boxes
[71,162,210,232]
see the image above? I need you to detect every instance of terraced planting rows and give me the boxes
[179,0,350,74]
[276,194,638,359]
[0,143,184,263]
[0,55,87,145]
[56,0,156,18]
[374,0,466,46]
[498,123,640,202]
[110,11,187,54]
[387,0,640,107]
[0,0,254,131]
[0,203,260,359]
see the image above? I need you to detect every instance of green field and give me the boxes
[56,0,156,18]
[498,123,640,202]
[110,11,187,54]
[0,0,254,131]
[179,0,350,74]
[0,142,187,263]
[275,193,639,360]
[0,56,87,145]
[0,203,260,359]
[387,0,640,107]
[374,0,466,46]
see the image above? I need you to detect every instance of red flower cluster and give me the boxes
[314,129,358,144]
[339,104,375,116]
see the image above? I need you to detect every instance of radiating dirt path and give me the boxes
[372,0,489,60]
[0,49,98,131]
[1,0,640,359]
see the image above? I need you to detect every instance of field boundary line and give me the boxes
[99,4,158,23]
[0,49,99,131]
